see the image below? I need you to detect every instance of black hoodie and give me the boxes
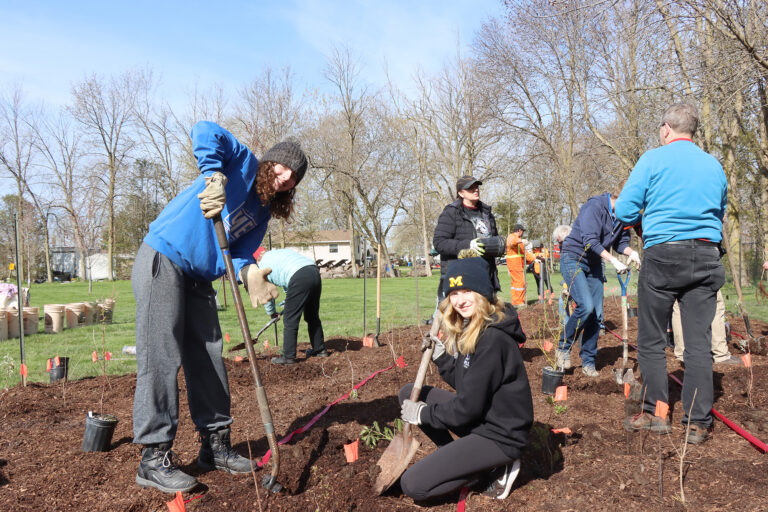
[420,304,533,459]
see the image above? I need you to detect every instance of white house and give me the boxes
[272,230,364,265]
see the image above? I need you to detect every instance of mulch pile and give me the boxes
[1,299,767,511]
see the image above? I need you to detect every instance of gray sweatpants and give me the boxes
[132,242,232,445]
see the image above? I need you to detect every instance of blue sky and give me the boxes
[1,0,506,108]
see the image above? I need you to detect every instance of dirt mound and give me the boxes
[1,300,767,511]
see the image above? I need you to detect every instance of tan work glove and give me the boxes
[197,171,228,219]
[239,265,280,308]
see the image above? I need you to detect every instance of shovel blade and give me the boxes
[373,432,420,495]
[614,368,635,385]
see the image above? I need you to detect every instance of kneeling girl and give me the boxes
[399,257,533,501]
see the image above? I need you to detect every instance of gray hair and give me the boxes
[552,224,572,243]
[660,103,699,136]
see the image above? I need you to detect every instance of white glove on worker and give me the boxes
[469,238,486,256]
[239,265,280,308]
[401,399,426,425]
[608,256,629,274]
[627,249,641,269]
[197,172,228,219]
[421,336,446,361]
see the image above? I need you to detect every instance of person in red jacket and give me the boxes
[398,257,533,502]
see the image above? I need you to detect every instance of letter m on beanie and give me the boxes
[449,276,463,288]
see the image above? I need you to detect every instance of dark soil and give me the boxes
[1,299,767,511]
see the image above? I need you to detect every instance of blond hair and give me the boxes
[438,292,506,355]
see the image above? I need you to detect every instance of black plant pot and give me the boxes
[542,366,565,395]
[82,412,118,452]
[49,357,69,383]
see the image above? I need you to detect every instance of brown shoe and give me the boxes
[623,412,671,434]
[685,423,712,444]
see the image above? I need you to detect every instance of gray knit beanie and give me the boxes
[261,140,308,185]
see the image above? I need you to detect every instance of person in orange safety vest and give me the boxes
[529,240,553,302]
[506,224,534,306]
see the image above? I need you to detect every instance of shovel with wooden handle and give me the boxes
[212,215,282,493]
[613,270,633,385]
[374,241,382,347]
[373,311,441,494]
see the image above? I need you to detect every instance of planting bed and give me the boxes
[1,300,767,511]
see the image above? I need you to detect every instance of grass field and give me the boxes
[1,266,766,386]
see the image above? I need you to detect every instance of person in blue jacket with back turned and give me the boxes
[556,190,641,376]
[254,246,328,365]
[616,103,727,445]
[131,120,308,493]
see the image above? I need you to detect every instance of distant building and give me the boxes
[50,247,118,280]
[270,230,365,265]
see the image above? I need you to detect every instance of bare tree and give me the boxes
[70,72,138,280]
[0,84,37,284]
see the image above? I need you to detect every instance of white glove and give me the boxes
[197,172,227,219]
[627,250,641,269]
[239,265,280,308]
[469,238,485,256]
[401,399,426,425]
[421,336,446,361]
[609,256,628,274]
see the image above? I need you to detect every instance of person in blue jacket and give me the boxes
[616,103,727,445]
[556,192,641,376]
[254,246,328,365]
[399,257,532,502]
[131,121,308,493]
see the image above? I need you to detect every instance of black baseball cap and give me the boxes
[456,175,482,193]
[514,223,525,232]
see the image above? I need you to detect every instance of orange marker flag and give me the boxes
[20,363,27,377]
[542,340,554,352]
[54,355,61,366]
[91,351,98,362]
[624,382,630,399]
[46,359,53,372]
[166,491,186,512]
[742,353,752,368]
[105,352,112,361]
[234,355,245,363]
[554,386,567,402]
[344,439,359,463]
[224,332,230,343]
[654,400,669,420]
[263,339,269,349]
[396,355,406,368]
[551,427,572,435]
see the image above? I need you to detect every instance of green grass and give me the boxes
[2,266,766,386]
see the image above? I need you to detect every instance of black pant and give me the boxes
[637,241,725,426]
[397,384,513,501]
[281,266,324,359]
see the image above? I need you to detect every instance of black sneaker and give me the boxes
[271,355,295,365]
[136,444,198,494]
[305,348,330,358]
[480,459,520,500]
[198,428,255,474]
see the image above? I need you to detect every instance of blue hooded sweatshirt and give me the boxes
[560,193,630,264]
[143,121,270,282]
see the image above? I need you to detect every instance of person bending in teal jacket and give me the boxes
[132,120,308,493]
[255,247,328,365]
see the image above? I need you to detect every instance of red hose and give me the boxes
[667,372,768,453]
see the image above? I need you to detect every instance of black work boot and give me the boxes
[136,443,198,493]
[198,428,255,474]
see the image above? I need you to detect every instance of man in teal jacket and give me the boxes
[255,247,328,364]
[132,121,308,493]
[616,103,727,445]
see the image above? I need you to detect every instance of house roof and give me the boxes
[280,230,353,244]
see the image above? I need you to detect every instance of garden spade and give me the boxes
[613,269,633,385]
[212,215,282,493]
[373,312,440,494]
